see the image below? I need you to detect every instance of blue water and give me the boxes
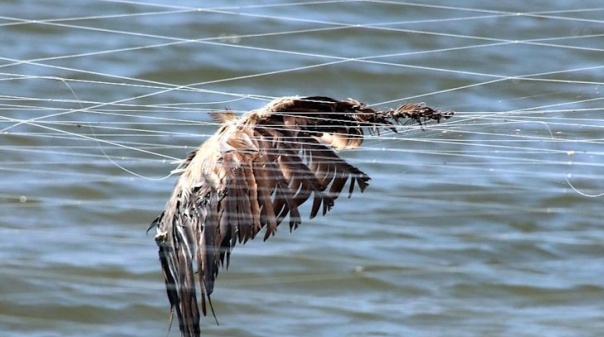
[1,1,603,337]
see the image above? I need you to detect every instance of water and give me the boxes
[1,1,603,336]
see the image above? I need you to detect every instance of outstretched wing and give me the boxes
[152,96,452,337]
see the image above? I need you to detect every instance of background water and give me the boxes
[1,1,604,337]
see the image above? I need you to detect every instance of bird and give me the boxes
[150,96,452,336]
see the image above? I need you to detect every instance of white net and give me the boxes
[1,1,603,336]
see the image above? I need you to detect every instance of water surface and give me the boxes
[1,1,603,337]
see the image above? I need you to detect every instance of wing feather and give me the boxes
[152,96,452,337]
[252,159,278,239]
[242,164,262,237]
[217,195,231,267]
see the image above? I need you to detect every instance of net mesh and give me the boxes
[1,1,603,336]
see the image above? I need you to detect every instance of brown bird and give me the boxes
[150,96,452,336]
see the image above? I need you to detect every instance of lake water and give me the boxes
[1,1,603,337]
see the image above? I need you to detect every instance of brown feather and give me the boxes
[152,96,452,337]
[242,164,262,237]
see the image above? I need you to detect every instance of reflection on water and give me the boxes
[1,1,603,337]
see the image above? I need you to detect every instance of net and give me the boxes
[1,1,603,336]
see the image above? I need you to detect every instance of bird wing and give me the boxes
[152,96,452,337]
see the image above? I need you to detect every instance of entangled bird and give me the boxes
[150,96,453,336]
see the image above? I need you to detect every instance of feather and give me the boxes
[152,96,453,337]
